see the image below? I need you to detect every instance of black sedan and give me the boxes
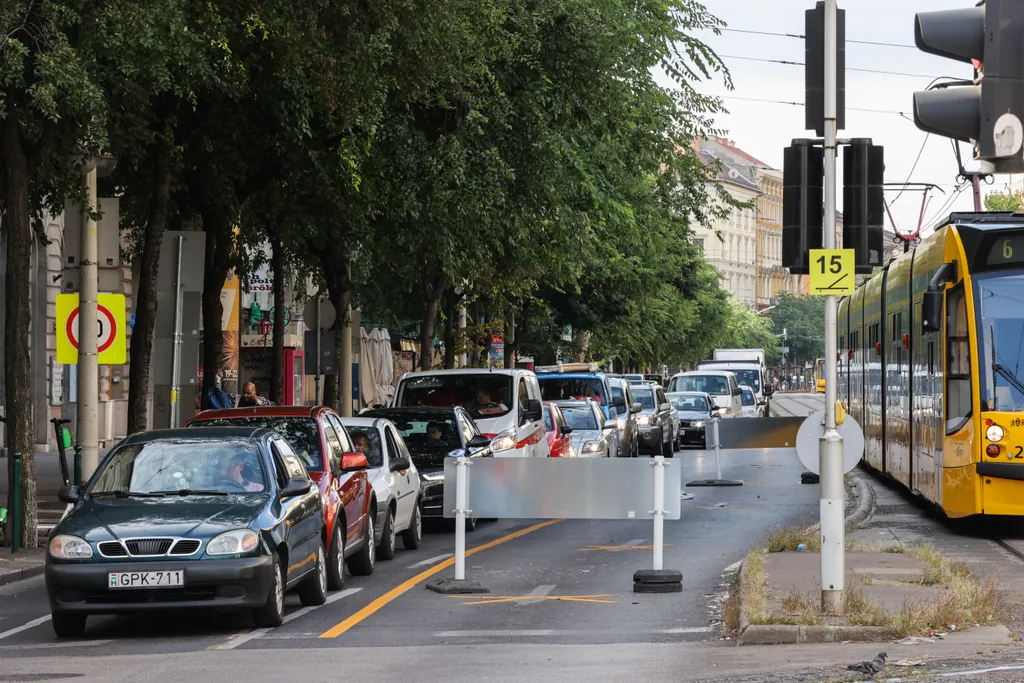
[359,407,490,530]
[44,427,363,637]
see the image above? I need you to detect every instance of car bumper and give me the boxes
[45,556,275,614]
[677,426,706,445]
[420,480,445,519]
[637,426,663,450]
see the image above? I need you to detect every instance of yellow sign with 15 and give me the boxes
[808,249,855,295]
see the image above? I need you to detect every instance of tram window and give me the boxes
[928,341,934,376]
[946,285,972,434]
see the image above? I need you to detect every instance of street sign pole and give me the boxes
[315,299,322,406]
[820,0,845,614]
[77,164,100,480]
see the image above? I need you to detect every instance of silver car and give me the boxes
[667,391,715,448]
[553,399,617,457]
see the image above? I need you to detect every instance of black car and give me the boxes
[668,391,716,448]
[44,427,358,637]
[360,407,491,530]
[629,382,675,456]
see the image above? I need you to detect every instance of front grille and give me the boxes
[424,483,443,498]
[170,539,201,555]
[125,538,174,556]
[82,586,217,604]
[98,541,127,557]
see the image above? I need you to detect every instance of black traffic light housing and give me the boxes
[782,140,824,275]
[913,0,1024,173]
[843,139,885,274]
[805,1,845,137]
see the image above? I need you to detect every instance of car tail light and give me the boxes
[986,444,1001,458]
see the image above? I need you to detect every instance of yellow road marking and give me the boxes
[208,629,248,650]
[288,552,316,574]
[578,544,675,551]
[318,519,563,638]
[446,594,616,606]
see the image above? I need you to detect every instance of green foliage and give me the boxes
[984,189,1024,212]
[768,292,825,367]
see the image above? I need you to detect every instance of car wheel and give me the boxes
[253,552,285,628]
[327,522,345,591]
[299,540,328,606]
[378,508,397,561]
[347,514,375,576]
[51,612,86,638]
[402,502,422,550]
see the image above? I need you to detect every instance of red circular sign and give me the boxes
[66,305,117,353]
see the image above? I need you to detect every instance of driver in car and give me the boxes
[221,452,265,492]
[425,422,450,449]
[466,387,507,413]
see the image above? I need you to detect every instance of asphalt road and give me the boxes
[0,396,825,680]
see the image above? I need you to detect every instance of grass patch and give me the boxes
[883,545,906,553]
[766,525,820,553]
[722,568,742,633]
[741,548,769,622]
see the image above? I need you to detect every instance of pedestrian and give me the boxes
[237,382,273,407]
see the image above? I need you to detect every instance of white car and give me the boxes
[739,385,764,418]
[667,370,743,418]
[341,417,422,559]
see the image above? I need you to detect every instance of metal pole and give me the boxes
[78,166,100,479]
[971,173,982,212]
[341,305,353,416]
[73,445,82,487]
[315,299,321,406]
[11,452,21,554]
[820,0,845,614]
[169,236,184,428]
[652,455,665,571]
[454,457,468,580]
[458,306,467,367]
[713,417,722,481]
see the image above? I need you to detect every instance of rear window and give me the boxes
[670,375,730,395]
[190,416,321,471]
[670,395,709,412]
[632,387,655,409]
[539,377,606,405]
[559,406,599,430]
[740,388,755,406]
[397,374,513,419]
[611,386,627,415]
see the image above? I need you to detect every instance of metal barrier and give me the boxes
[717,417,805,449]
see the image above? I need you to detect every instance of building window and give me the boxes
[694,237,705,252]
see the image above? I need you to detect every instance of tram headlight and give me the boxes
[986,425,1005,443]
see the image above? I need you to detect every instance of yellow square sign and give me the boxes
[56,293,127,365]
[808,249,856,295]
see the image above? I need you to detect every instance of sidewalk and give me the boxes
[0,547,46,586]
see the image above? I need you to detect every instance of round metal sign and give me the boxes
[302,298,336,331]
[994,113,1023,158]
[795,410,864,475]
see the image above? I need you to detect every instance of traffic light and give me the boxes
[913,1,1024,173]
[805,1,846,136]
[783,140,824,275]
[843,139,884,274]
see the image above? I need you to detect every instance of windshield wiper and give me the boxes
[993,363,1024,398]
[91,490,166,498]
[152,489,230,496]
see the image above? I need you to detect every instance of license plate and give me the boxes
[108,570,184,589]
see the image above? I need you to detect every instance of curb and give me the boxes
[0,563,44,587]
[739,624,891,645]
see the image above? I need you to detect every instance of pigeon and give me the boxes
[847,652,887,677]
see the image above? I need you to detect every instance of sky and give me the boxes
[665,0,1014,238]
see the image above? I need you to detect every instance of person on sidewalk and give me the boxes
[237,382,273,408]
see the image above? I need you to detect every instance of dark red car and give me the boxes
[542,402,574,458]
[185,406,375,587]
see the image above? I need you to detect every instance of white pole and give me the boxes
[314,299,321,405]
[713,416,722,480]
[169,236,184,427]
[458,306,467,367]
[454,457,468,580]
[820,0,845,614]
[341,305,353,416]
[652,455,665,571]
[78,165,99,479]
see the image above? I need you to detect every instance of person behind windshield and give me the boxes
[220,452,264,492]
[425,422,449,449]
[466,387,506,413]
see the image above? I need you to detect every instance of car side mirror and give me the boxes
[468,434,491,448]
[390,457,411,473]
[524,399,543,422]
[280,478,311,498]
[58,485,80,504]
[560,425,573,436]
[922,290,942,333]
[612,396,626,408]
[631,402,643,414]
[341,452,369,472]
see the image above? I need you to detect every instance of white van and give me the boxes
[696,360,771,414]
[392,368,549,457]
[667,371,743,418]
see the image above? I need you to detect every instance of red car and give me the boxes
[542,402,575,458]
[185,406,375,588]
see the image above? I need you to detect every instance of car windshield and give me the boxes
[976,272,1024,411]
[670,395,709,412]
[740,388,755,406]
[559,406,599,430]
[371,413,462,461]
[729,370,761,392]
[538,377,606,405]
[397,374,513,419]
[91,439,268,495]
[632,387,656,409]
[671,375,729,395]
[191,416,321,471]
[610,385,628,416]
[346,427,383,468]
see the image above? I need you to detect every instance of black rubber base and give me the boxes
[633,569,683,593]
[801,471,820,484]
[425,578,490,594]
[686,479,743,487]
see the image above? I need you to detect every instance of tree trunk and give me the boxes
[127,99,178,433]
[442,292,456,369]
[319,242,350,411]
[201,216,231,401]
[269,226,285,404]
[1,115,37,547]
[504,306,517,370]
[419,274,446,371]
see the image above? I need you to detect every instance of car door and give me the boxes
[524,375,547,457]
[271,439,317,584]
[384,426,415,529]
[323,414,366,547]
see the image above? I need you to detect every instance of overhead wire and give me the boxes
[717,54,937,80]
[717,27,915,49]
[716,94,908,117]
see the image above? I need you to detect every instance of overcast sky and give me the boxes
[666,0,1011,237]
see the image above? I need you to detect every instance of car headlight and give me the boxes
[422,472,445,482]
[490,429,517,452]
[49,534,92,559]
[692,420,705,428]
[987,424,1005,442]
[615,417,626,430]
[207,529,259,556]
[583,440,602,453]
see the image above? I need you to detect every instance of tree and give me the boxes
[768,291,825,367]
[984,189,1024,212]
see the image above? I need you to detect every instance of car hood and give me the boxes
[569,430,603,445]
[60,495,269,542]
[677,411,710,420]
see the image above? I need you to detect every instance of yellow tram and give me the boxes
[838,212,1024,518]
[815,358,826,393]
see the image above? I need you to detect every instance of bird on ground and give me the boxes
[847,652,887,677]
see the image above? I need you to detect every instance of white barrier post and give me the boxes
[426,456,488,594]
[652,455,665,571]
[687,415,742,487]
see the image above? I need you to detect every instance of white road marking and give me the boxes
[514,584,556,604]
[0,639,113,650]
[722,560,742,573]
[661,626,714,633]
[0,615,51,641]
[215,587,362,650]
[406,553,453,569]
